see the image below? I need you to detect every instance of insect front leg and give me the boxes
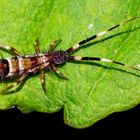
[51,64,69,80]
[49,39,62,52]
[0,74,27,94]
[0,45,21,56]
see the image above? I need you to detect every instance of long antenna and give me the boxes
[66,16,140,54]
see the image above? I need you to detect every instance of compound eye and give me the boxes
[51,51,67,65]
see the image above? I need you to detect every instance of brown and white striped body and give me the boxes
[0,54,49,78]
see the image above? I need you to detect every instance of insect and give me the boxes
[0,16,140,94]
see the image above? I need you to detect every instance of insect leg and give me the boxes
[34,38,40,55]
[33,38,47,93]
[40,70,46,93]
[66,16,140,54]
[49,39,62,52]
[0,74,27,94]
[51,64,69,80]
[0,45,21,56]
[68,56,140,72]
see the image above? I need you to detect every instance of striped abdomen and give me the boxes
[0,54,49,78]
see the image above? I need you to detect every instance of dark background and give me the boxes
[0,104,139,137]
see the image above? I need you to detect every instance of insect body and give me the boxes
[0,16,140,94]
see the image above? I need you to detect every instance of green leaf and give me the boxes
[0,0,140,128]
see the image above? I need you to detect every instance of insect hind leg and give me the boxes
[0,45,21,56]
[0,74,27,95]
